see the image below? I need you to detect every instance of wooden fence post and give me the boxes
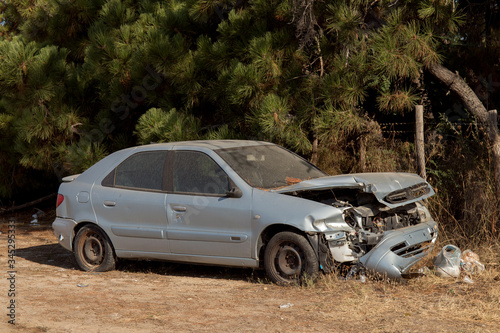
[310,136,318,166]
[415,105,426,180]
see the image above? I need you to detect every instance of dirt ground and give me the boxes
[1,206,499,333]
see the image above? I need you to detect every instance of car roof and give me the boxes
[137,140,274,151]
[75,140,275,182]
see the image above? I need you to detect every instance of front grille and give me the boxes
[385,183,431,204]
[391,241,434,258]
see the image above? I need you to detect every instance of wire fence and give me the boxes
[379,121,493,135]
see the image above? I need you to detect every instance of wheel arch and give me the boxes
[256,224,315,267]
[72,222,117,258]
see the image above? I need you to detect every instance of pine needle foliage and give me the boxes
[135,107,202,144]
[0,0,493,221]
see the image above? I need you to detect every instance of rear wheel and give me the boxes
[264,231,319,285]
[74,225,116,272]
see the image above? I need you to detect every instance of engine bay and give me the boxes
[287,188,426,257]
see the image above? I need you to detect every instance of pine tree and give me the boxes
[1,0,499,205]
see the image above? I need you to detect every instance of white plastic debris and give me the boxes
[77,284,89,288]
[279,303,294,309]
[463,276,474,284]
[434,244,461,278]
[461,249,485,274]
[30,213,39,225]
[417,266,432,275]
[30,209,45,225]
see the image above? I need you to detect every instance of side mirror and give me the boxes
[226,187,243,198]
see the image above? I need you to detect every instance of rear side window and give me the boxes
[173,151,231,195]
[103,151,168,191]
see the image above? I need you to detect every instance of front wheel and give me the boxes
[74,225,116,272]
[264,231,319,285]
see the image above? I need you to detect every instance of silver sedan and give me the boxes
[53,140,438,284]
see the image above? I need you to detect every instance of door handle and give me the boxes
[103,200,116,207]
[172,206,187,212]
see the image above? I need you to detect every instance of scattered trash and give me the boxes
[461,249,485,274]
[30,209,45,225]
[77,284,89,288]
[434,244,461,278]
[433,246,486,280]
[463,276,474,284]
[345,263,366,281]
[30,213,39,225]
[417,266,432,276]
[279,303,294,309]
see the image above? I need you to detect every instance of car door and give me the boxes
[165,149,252,258]
[91,150,170,254]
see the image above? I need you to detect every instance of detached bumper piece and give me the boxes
[359,220,438,280]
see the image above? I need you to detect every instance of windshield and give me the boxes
[216,144,327,189]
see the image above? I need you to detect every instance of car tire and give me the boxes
[264,231,319,285]
[74,225,116,272]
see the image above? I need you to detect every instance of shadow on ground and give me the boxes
[16,244,77,270]
[15,241,266,283]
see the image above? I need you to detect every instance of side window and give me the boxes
[173,151,231,195]
[103,151,168,191]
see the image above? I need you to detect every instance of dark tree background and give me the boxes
[1,0,499,243]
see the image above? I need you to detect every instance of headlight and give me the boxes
[417,204,432,222]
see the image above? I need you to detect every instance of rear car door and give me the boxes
[165,149,252,258]
[91,150,170,254]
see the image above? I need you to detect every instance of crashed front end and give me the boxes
[276,173,438,280]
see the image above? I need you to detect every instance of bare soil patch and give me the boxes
[1,209,499,332]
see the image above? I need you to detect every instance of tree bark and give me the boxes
[489,110,500,199]
[428,63,500,207]
[427,63,489,125]
[0,193,57,214]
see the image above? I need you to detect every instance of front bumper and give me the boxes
[52,217,77,251]
[359,220,438,279]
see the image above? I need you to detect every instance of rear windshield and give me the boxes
[216,144,327,189]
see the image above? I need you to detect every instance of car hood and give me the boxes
[272,172,434,208]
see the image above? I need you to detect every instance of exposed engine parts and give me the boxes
[289,188,426,256]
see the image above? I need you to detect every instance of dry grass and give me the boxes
[1,218,499,332]
[308,259,500,331]
[308,242,500,332]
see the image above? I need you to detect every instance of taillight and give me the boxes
[56,194,64,208]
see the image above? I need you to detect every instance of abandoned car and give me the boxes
[53,140,438,284]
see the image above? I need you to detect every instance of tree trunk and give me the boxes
[0,193,57,214]
[489,110,500,199]
[428,63,500,206]
[427,63,489,124]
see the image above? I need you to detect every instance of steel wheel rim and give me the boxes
[83,233,104,265]
[275,244,303,277]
